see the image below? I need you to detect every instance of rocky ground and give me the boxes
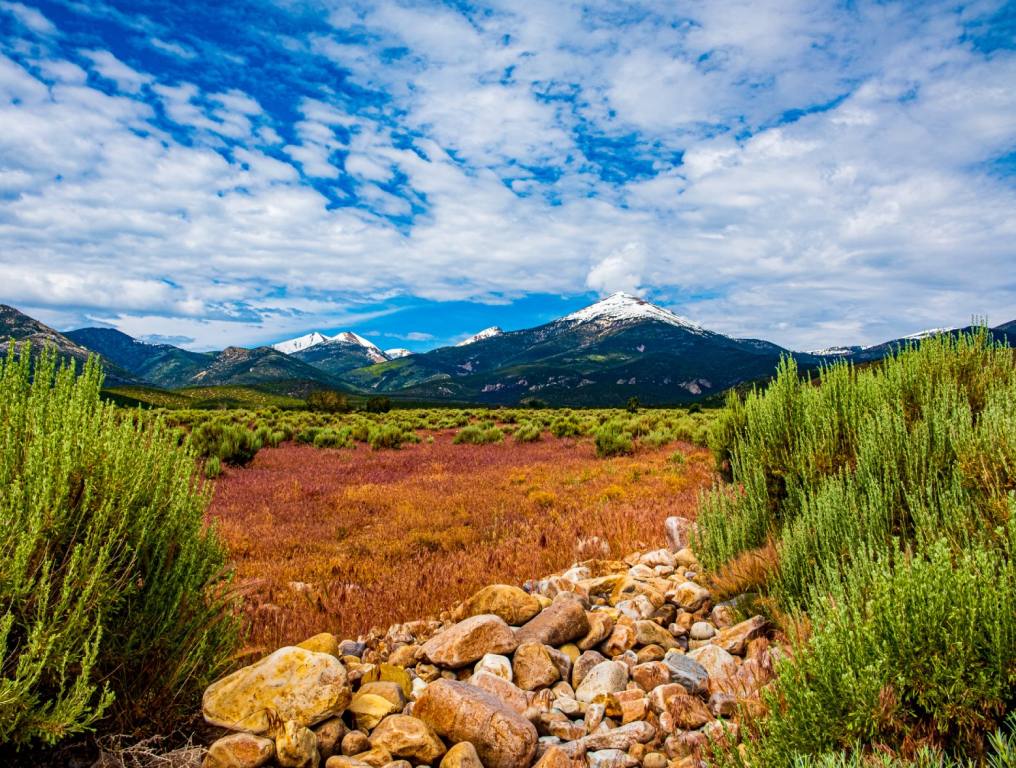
[198,516,780,768]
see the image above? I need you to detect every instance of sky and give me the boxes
[0,0,1014,353]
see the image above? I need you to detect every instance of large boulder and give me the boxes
[414,679,538,768]
[203,647,351,735]
[516,598,589,647]
[453,585,543,625]
[369,715,447,764]
[421,615,518,669]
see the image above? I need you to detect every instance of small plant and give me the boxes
[204,455,222,478]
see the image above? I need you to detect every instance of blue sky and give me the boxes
[0,0,1014,351]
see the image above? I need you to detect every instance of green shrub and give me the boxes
[550,418,582,438]
[594,421,634,457]
[514,422,542,443]
[368,424,417,450]
[313,428,353,449]
[698,331,1016,762]
[189,421,262,465]
[641,427,675,448]
[0,347,237,746]
[453,424,505,445]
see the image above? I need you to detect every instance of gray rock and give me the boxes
[662,652,709,694]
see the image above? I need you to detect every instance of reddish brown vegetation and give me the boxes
[209,431,713,654]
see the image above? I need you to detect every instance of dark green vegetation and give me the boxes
[0,346,238,747]
[700,331,1016,765]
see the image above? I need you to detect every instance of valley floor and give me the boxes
[208,433,714,654]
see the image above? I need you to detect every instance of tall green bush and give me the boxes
[0,346,238,747]
[697,331,1016,762]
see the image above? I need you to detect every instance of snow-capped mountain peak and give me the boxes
[456,326,504,346]
[385,348,413,359]
[329,331,387,362]
[274,329,388,362]
[562,292,707,334]
[272,331,329,354]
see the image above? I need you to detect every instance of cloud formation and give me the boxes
[0,0,1013,351]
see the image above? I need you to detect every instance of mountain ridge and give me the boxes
[6,297,1013,406]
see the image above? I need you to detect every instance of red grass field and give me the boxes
[208,431,714,654]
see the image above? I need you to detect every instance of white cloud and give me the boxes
[0,1,56,35]
[149,37,197,60]
[587,244,647,296]
[82,49,152,93]
[0,2,1013,351]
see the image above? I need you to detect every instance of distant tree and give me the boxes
[365,395,392,413]
[687,402,703,414]
[519,397,548,409]
[626,396,640,413]
[306,390,350,413]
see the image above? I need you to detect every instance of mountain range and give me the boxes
[2,294,1012,406]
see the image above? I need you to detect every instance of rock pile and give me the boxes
[200,517,780,768]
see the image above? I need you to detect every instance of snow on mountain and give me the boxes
[562,292,708,335]
[385,348,413,359]
[273,331,330,355]
[456,326,504,346]
[901,327,956,341]
[274,330,388,362]
[808,346,859,356]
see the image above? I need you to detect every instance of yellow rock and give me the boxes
[203,733,275,768]
[347,692,400,731]
[276,720,320,768]
[369,714,447,764]
[439,741,484,768]
[298,633,341,658]
[452,585,543,626]
[203,646,351,736]
[377,663,413,698]
[352,747,391,768]
[559,644,581,663]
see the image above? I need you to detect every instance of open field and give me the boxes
[209,431,715,653]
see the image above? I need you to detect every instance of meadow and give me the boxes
[209,430,714,653]
[4,333,1015,768]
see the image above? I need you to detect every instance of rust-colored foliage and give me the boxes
[208,430,713,653]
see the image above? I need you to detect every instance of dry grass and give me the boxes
[208,430,714,653]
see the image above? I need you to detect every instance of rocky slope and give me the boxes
[198,516,777,768]
[65,326,213,388]
[0,304,137,384]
